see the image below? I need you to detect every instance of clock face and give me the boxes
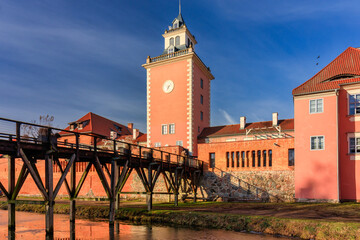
[163,80,175,93]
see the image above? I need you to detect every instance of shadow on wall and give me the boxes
[199,168,294,203]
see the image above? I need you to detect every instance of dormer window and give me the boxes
[175,36,180,46]
[168,46,174,54]
[169,37,174,46]
[173,20,179,29]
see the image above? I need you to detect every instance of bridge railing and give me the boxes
[0,117,207,171]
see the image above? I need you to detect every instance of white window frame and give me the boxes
[309,99,323,114]
[176,140,183,146]
[154,142,161,147]
[161,124,168,135]
[348,93,360,115]
[310,136,325,150]
[169,123,175,134]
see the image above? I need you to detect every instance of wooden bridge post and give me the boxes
[147,164,153,211]
[109,159,116,225]
[8,155,15,231]
[174,169,179,207]
[70,134,79,223]
[70,162,76,222]
[45,154,54,236]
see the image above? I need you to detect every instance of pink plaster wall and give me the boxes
[338,87,360,201]
[191,62,211,156]
[294,93,339,201]
[148,59,189,149]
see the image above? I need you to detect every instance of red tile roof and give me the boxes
[135,133,147,143]
[198,119,294,139]
[293,47,360,96]
[60,112,132,138]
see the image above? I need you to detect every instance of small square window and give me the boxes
[349,94,360,115]
[310,99,323,113]
[176,140,183,146]
[311,136,324,150]
[154,142,161,147]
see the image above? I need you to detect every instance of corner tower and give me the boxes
[142,9,214,156]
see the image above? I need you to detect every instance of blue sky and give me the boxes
[0,0,359,132]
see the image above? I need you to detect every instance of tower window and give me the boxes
[175,36,180,46]
[161,124,168,135]
[187,38,191,47]
[169,37,174,46]
[200,111,203,121]
[200,79,203,89]
[200,95,203,104]
[169,124,175,134]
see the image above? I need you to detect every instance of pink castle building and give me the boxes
[293,47,360,202]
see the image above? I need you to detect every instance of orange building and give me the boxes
[142,12,214,156]
[293,47,360,202]
[198,114,294,171]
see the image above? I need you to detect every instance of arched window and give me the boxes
[169,38,174,46]
[175,36,180,46]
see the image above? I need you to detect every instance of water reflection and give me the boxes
[0,210,286,240]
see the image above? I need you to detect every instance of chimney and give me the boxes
[272,112,278,126]
[240,116,246,129]
[127,123,133,131]
[133,129,139,140]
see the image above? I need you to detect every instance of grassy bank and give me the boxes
[1,201,360,239]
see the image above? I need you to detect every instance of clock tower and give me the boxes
[142,9,214,156]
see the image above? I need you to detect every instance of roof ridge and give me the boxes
[293,47,360,95]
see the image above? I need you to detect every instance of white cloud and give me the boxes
[219,109,236,125]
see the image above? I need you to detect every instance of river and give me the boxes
[0,210,289,239]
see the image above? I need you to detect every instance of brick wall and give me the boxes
[198,138,295,171]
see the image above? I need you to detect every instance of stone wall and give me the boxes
[201,170,294,202]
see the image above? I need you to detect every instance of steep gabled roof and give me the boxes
[198,119,294,139]
[293,47,360,96]
[61,112,131,137]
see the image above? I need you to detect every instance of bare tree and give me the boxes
[21,115,55,139]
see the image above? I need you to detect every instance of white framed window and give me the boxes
[176,140,183,146]
[349,137,360,153]
[161,125,168,135]
[310,136,325,150]
[309,99,323,113]
[169,37,174,46]
[349,94,360,115]
[169,124,175,134]
[154,142,161,147]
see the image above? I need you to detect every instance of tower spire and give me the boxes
[179,0,181,15]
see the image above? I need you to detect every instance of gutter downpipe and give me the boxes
[335,89,340,202]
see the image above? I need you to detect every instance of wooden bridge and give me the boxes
[0,117,206,238]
